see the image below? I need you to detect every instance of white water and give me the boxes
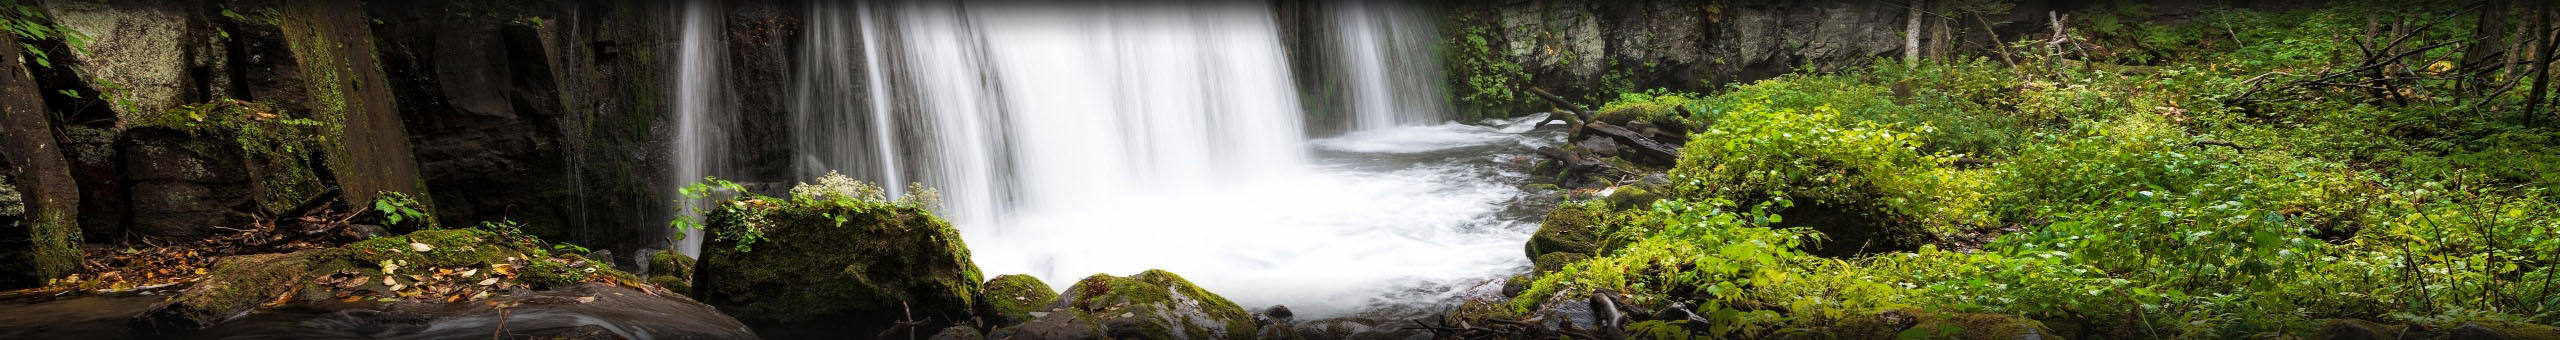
[1331,0,1449,130]
[767,1,1541,318]
[670,0,728,257]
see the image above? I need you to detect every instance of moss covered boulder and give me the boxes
[129,229,641,336]
[1023,269,1257,340]
[648,251,697,294]
[1526,204,1602,272]
[693,195,982,338]
[129,252,332,334]
[980,274,1057,327]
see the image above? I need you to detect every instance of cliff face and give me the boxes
[1438,0,1924,117]
[0,0,738,270]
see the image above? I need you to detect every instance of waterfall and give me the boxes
[1331,1,1448,130]
[793,1,1308,227]
[670,0,729,257]
[766,1,1527,317]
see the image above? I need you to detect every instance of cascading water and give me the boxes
[1331,0,1449,130]
[774,1,1550,317]
[670,0,730,257]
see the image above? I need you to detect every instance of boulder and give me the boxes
[1526,204,1603,272]
[130,229,645,336]
[647,250,697,294]
[1017,269,1258,340]
[129,252,325,335]
[0,32,83,289]
[693,197,982,338]
[979,274,1057,327]
[117,127,256,238]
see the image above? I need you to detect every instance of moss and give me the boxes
[980,274,1056,326]
[29,210,81,281]
[647,275,691,295]
[343,228,512,268]
[649,250,695,279]
[1525,204,1600,260]
[1531,252,1588,274]
[129,101,328,214]
[694,196,982,334]
[1055,270,1256,340]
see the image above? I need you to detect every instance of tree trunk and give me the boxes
[1906,0,1926,66]
[2528,4,2553,126]
[2467,0,2513,93]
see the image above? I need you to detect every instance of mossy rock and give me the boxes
[2440,320,2560,340]
[693,198,982,337]
[1532,252,1590,274]
[132,229,638,336]
[130,252,340,335]
[1041,269,1257,340]
[649,250,696,279]
[979,274,1057,327]
[647,275,692,295]
[1526,204,1601,261]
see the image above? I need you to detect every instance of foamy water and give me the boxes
[967,116,1556,318]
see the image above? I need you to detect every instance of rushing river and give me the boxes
[972,114,1560,318]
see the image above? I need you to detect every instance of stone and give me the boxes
[129,253,322,336]
[1020,269,1258,340]
[979,274,1057,327]
[1525,204,1602,265]
[930,325,984,340]
[694,198,981,338]
[0,32,84,289]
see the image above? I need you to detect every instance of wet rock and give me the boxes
[979,274,1056,327]
[1526,204,1602,271]
[129,252,321,336]
[189,283,754,340]
[1293,317,1430,340]
[930,325,984,340]
[1255,305,1300,340]
[1021,269,1257,340]
[694,198,981,338]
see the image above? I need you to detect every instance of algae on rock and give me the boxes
[692,181,981,337]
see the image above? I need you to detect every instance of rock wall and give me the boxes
[1438,0,1924,117]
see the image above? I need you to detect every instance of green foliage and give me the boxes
[1,0,89,69]
[1536,4,2560,337]
[1445,13,1524,117]
[1668,97,1990,233]
[675,171,942,253]
[372,191,429,227]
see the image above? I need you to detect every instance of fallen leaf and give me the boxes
[409,242,434,252]
[477,278,499,286]
[575,296,596,303]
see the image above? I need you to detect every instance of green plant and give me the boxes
[373,191,429,227]
[1,0,90,68]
